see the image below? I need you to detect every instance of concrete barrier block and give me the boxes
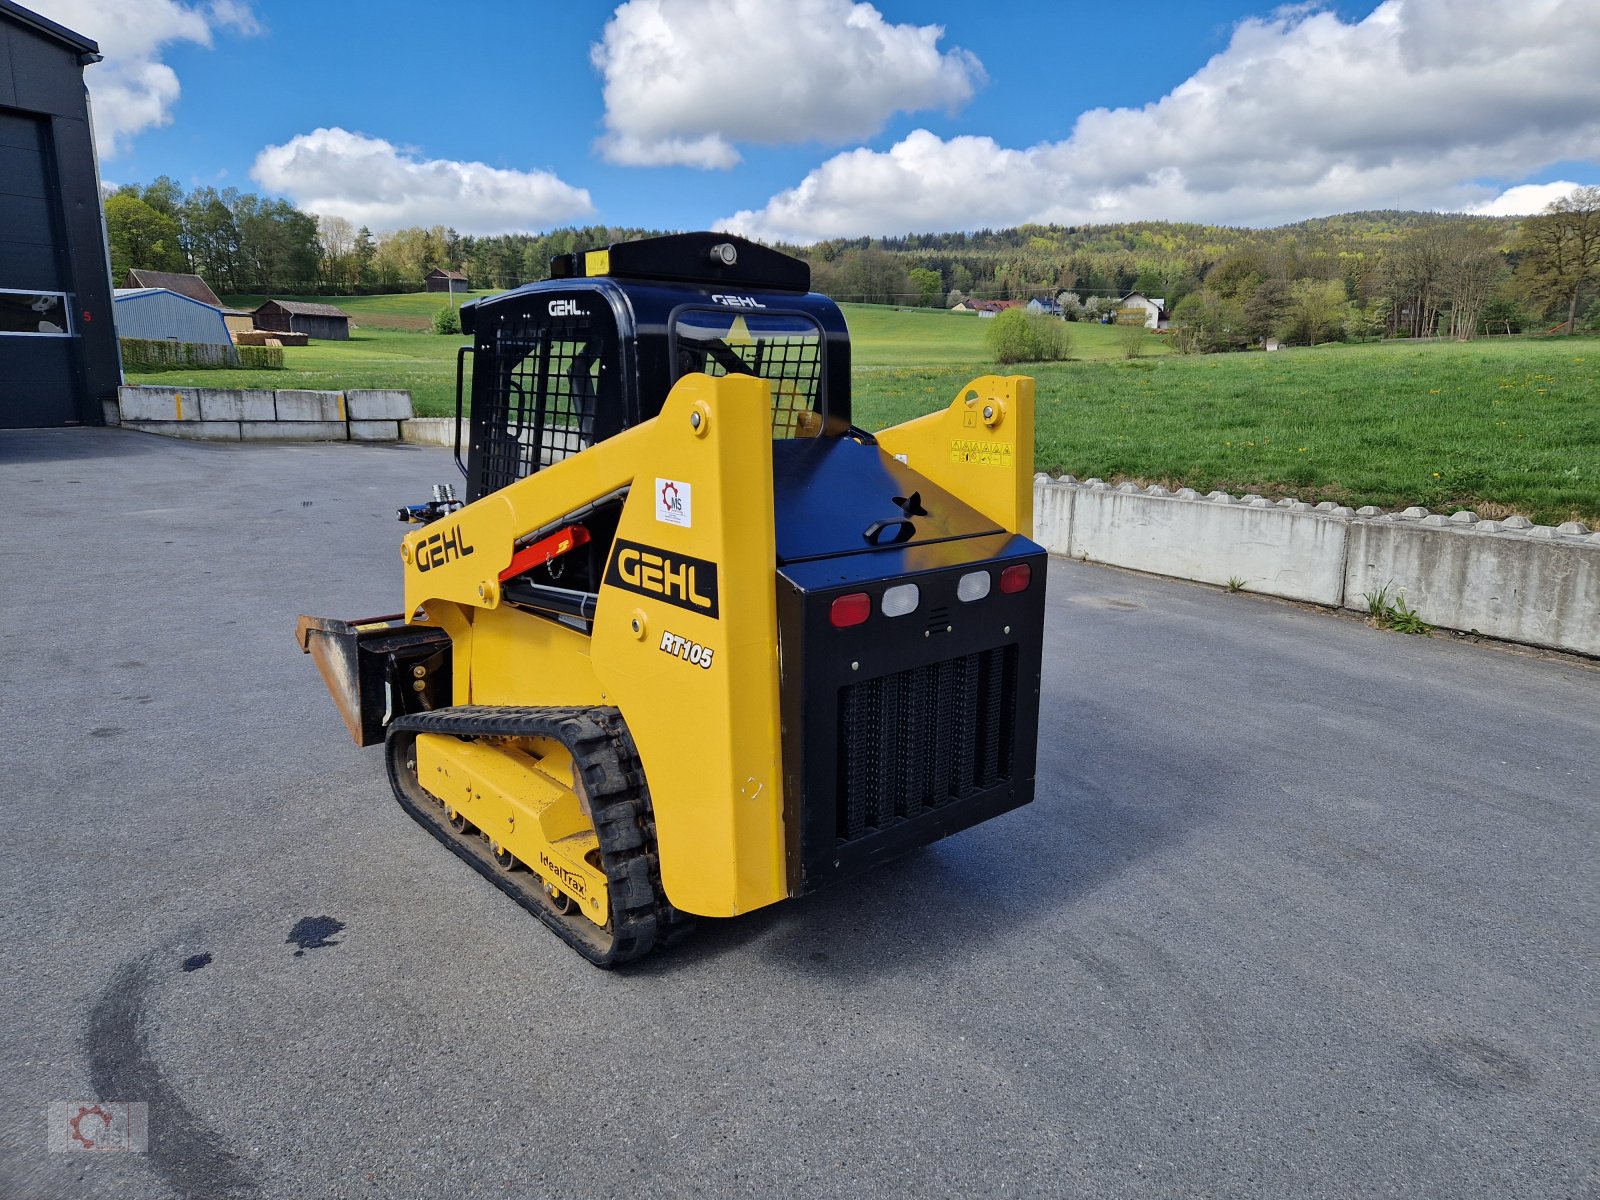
[118,386,193,422]
[241,420,347,441]
[348,420,402,442]
[197,389,275,422]
[345,389,413,420]
[102,400,120,426]
[1032,478,1075,555]
[274,390,344,422]
[1065,485,1349,604]
[1344,521,1600,656]
[401,417,463,448]
[124,420,240,441]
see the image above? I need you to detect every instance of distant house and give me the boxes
[1026,297,1062,316]
[253,299,351,341]
[113,288,238,362]
[1118,291,1169,330]
[425,268,469,293]
[958,299,1023,319]
[124,268,252,333]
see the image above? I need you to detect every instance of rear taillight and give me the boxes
[830,593,871,628]
[999,563,1031,594]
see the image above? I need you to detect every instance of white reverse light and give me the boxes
[957,570,991,602]
[881,583,919,617]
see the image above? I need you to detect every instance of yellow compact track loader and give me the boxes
[298,233,1047,966]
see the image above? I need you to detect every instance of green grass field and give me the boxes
[128,299,1598,524]
[840,304,1167,365]
[853,339,1599,525]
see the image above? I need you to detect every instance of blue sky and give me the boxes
[38,0,1600,241]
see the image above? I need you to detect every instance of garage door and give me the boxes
[0,106,77,428]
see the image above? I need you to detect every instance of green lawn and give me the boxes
[852,338,1600,525]
[128,297,1599,525]
[841,303,1167,366]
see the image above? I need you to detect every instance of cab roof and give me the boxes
[549,232,809,293]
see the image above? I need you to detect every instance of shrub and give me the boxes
[1117,322,1149,359]
[237,345,284,370]
[985,308,1072,364]
[433,305,462,335]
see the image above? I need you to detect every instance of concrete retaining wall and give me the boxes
[1034,475,1600,657]
[113,386,412,442]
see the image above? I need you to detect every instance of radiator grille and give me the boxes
[836,645,1018,842]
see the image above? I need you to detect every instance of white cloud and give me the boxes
[591,0,983,168]
[719,0,1600,240]
[1468,181,1585,216]
[250,128,595,235]
[28,0,259,156]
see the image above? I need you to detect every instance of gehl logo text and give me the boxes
[413,525,474,572]
[604,539,721,618]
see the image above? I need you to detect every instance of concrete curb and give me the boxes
[113,386,414,442]
[1034,475,1599,657]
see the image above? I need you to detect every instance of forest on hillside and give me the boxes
[105,176,1600,345]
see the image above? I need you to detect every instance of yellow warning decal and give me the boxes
[950,438,1012,466]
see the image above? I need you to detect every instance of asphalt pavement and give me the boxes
[2,427,1595,1200]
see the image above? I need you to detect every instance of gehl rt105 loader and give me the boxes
[297,232,1047,966]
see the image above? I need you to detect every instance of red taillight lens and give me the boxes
[830,593,871,628]
[999,563,1031,594]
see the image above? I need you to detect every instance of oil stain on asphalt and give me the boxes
[286,916,345,957]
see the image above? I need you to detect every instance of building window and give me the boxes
[0,289,71,336]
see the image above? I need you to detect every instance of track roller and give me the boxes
[385,706,692,966]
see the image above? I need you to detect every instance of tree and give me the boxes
[1513,185,1600,334]
[105,192,182,279]
[1436,223,1506,339]
[1278,279,1349,346]
[909,266,943,307]
[317,214,357,290]
[1169,289,1246,353]
[1383,225,1451,337]
[354,226,377,287]
[1241,278,1292,342]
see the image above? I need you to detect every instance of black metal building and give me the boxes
[0,0,119,428]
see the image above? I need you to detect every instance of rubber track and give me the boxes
[385,706,691,967]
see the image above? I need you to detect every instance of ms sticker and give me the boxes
[656,478,692,527]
